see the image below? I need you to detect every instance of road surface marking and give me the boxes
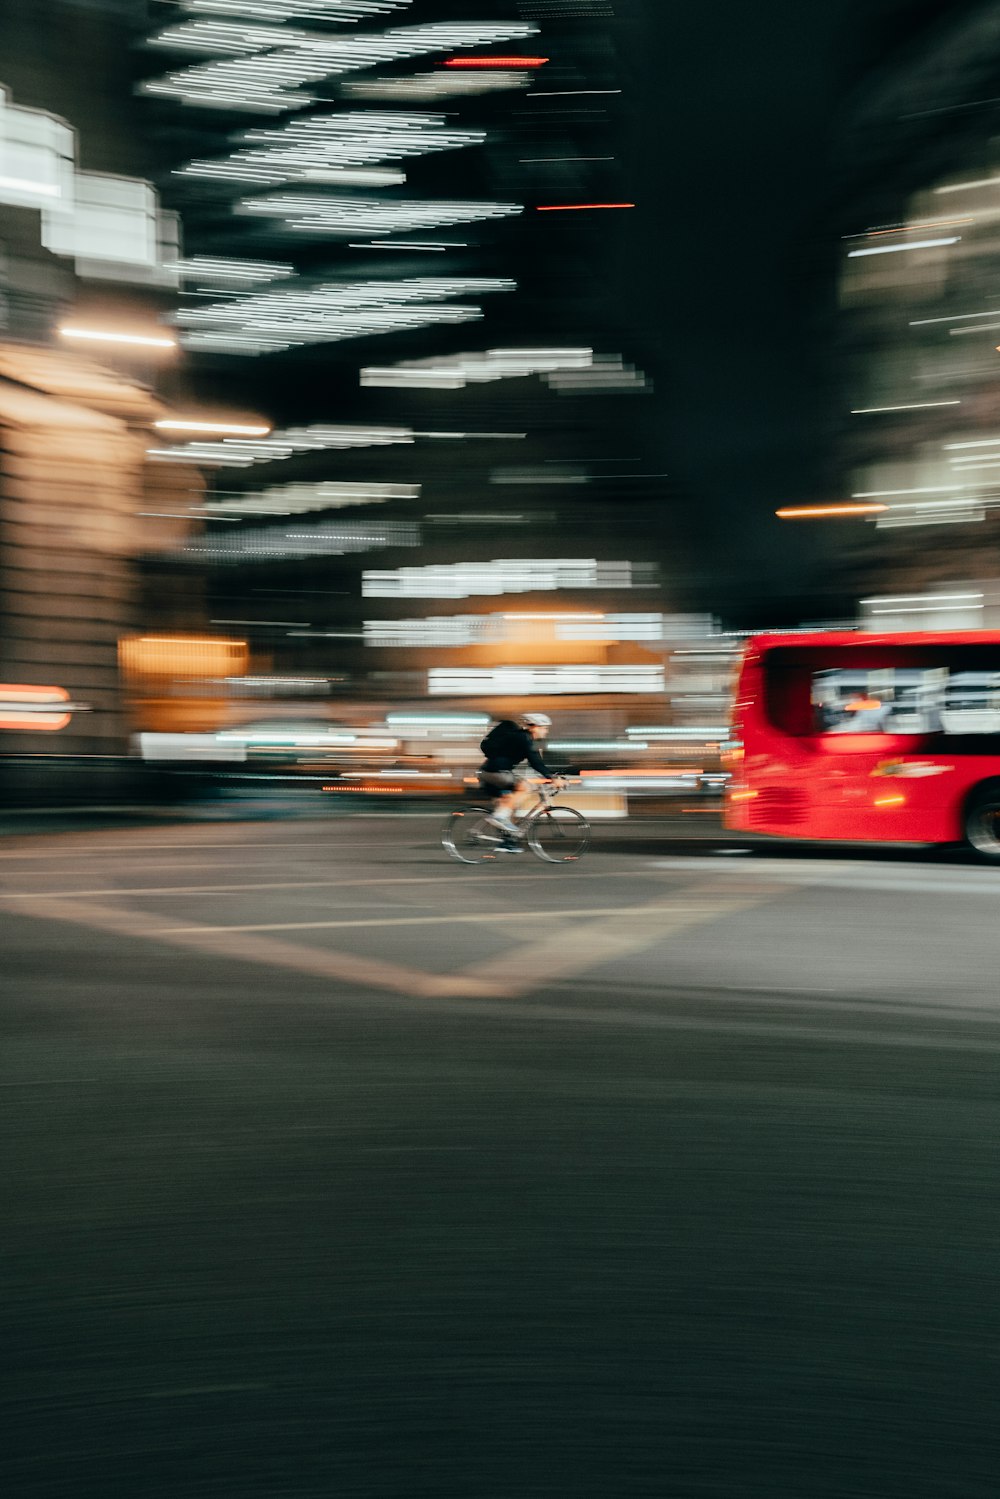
[156,902,727,935]
[0,895,504,1000]
[454,883,781,997]
[0,869,661,899]
[0,882,780,1003]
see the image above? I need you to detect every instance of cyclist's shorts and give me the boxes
[478,768,527,794]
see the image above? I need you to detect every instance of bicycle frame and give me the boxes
[442,779,590,865]
[505,778,567,829]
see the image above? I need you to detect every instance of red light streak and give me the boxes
[537,203,635,212]
[445,56,548,68]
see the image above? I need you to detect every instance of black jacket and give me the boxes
[481,722,556,778]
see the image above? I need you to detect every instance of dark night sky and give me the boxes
[630,0,983,622]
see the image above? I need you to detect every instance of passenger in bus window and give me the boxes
[831,695,893,732]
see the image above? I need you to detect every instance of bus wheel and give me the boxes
[964,785,1000,862]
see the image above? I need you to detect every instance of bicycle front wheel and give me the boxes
[441,808,505,864]
[527,806,590,863]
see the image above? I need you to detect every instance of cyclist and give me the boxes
[478,712,564,850]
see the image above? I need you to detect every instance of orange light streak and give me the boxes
[776,503,888,519]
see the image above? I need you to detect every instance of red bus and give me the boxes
[724,631,1000,861]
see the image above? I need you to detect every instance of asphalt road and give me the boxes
[2,812,999,1498]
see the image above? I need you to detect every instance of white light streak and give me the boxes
[344,70,530,100]
[180,112,484,187]
[180,518,420,562]
[238,192,521,235]
[361,348,648,393]
[361,346,593,387]
[935,174,1000,193]
[348,241,448,251]
[627,725,728,738]
[171,255,296,284]
[550,742,650,752]
[386,713,489,727]
[909,310,1000,326]
[868,601,985,613]
[874,510,986,529]
[142,20,538,113]
[363,612,666,647]
[155,419,272,436]
[174,276,514,354]
[847,237,960,257]
[206,481,419,516]
[149,423,415,467]
[182,1,410,19]
[878,498,991,512]
[363,559,657,599]
[851,400,961,412]
[852,485,977,496]
[60,326,177,349]
[546,358,649,393]
[863,592,982,604]
[428,666,665,696]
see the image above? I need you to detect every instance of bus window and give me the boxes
[941,672,1000,735]
[811,668,943,735]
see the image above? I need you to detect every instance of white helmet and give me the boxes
[522,712,552,727]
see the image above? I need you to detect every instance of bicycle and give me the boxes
[441,779,591,865]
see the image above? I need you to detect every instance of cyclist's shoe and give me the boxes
[487,814,525,838]
[496,840,524,854]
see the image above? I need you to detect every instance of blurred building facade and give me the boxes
[829,2,1000,620]
[0,0,714,785]
[0,53,200,764]
[133,0,707,731]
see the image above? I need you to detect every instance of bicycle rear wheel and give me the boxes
[441,808,505,864]
[527,806,590,863]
